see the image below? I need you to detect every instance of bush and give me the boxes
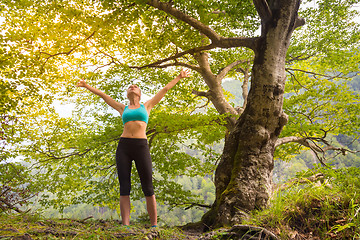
[0,163,38,214]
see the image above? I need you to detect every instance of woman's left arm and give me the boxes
[145,69,190,111]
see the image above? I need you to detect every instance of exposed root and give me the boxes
[198,225,278,240]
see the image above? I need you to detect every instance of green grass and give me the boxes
[243,166,360,239]
[0,213,188,239]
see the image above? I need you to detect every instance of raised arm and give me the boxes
[145,69,190,111]
[77,79,125,114]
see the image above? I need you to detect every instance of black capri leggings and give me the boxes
[115,137,154,197]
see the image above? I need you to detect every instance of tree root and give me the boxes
[29,228,78,237]
[199,225,278,240]
[228,225,278,239]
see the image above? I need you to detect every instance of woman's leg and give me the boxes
[116,139,133,226]
[133,140,157,226]
[120,195,131,225]
[145,195,157,226]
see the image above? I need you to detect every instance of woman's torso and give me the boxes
[120,104,149,139]
[121,121,148,138]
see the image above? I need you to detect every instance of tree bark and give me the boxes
[202,0,303,229]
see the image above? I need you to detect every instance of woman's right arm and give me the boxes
[77,79,125,114]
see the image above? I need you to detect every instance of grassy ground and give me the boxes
[243,167,360,240]
[0,213,201,240]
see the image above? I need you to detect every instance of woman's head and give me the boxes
[126,84,141,100]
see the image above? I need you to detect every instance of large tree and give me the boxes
[1,0,359,228]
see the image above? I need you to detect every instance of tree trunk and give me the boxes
[203,0,302,229]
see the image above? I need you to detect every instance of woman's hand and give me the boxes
[77,79,87,88]
[76,79,125,113]
[145,68,190,111]
[178,69,190,79]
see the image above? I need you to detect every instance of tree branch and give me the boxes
[92,60,116,72]
[136,61,201,72]
[286,53,315,64]
[40,31,97,65]
[275,134,359,167]
[146,0,221,43]
[0,198,23,213]
[275,136,303,148]
[135,37,258,70]
[217,60,247,82]
[136,44,216,69]
[192,89,210,98]
[30,146,92,161]
[286,68,348,80]
[184,202,212,210]
[218,37,259,50]
[286,69,309,90]
[194,98,211,111]
[294,16,306,29]
[241,65,251,109]
[171,201,211,210]
[175,62,201,72]
[253,0,272,22]
[97,49,123,65]
[228,225,279,240]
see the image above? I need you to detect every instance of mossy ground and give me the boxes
[0,213,200,239]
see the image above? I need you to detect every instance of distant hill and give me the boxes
[222,79,244,106]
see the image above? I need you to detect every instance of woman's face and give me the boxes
[127,84,141,99]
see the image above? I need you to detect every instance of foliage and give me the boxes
[36,175,215,227]
[246,166,360,239]
[0,162,39,213]
[274,135,360,183]
[0,0,359,219]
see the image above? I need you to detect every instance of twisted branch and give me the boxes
[276,131,359,167]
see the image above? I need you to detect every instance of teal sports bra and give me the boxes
[122,104,149,124]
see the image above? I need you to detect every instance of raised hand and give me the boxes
[77,79,87,88]
[178,69,190,79]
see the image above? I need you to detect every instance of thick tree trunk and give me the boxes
[202,0,302,229]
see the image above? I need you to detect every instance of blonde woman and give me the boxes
[77,69,190,227]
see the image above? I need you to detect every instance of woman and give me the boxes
[77,69,190,227]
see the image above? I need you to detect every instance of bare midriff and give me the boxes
[121,121,147,139]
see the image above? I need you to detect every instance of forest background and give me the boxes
[1,0,360,234]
